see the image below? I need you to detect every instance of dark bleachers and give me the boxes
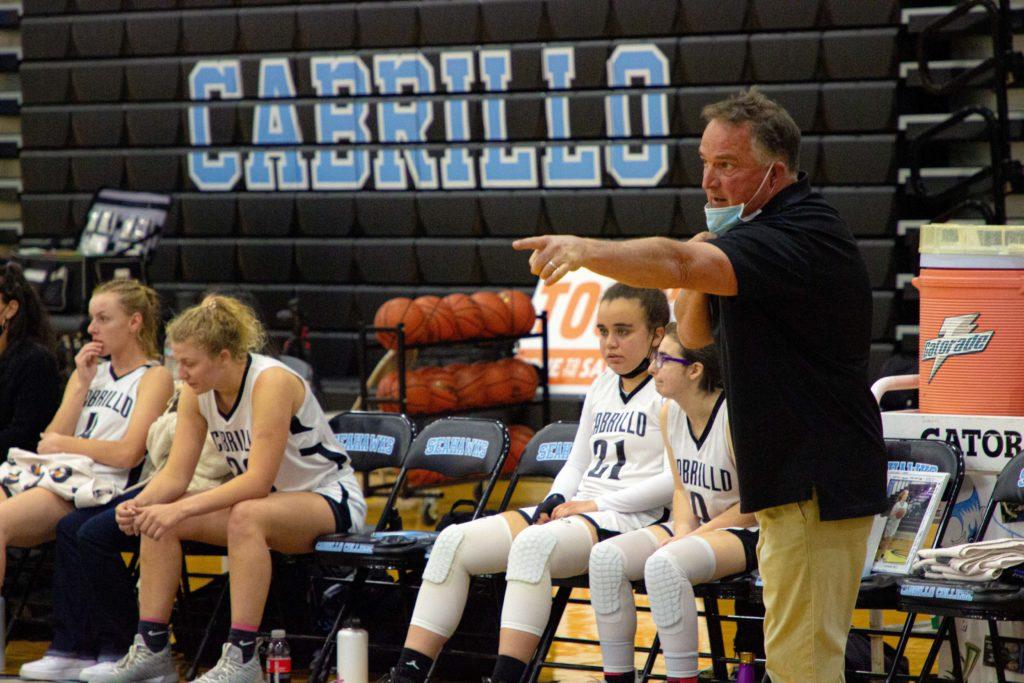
[354,240,418,285]
[416,239,483,285]
[17,0,909,401]
[294,239,354,284]
[237,239,294,283]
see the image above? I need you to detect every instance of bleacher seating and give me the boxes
[15,0,948,407]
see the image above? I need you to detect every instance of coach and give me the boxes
[515,89,886,682]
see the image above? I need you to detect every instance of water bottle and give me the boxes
[736,651,755,683]
[336,621,368,683]
[266,629,291,683]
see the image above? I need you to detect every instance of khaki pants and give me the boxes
[755,494,873,683]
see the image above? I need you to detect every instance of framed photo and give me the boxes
[872,467,950,575]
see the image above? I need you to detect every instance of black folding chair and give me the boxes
[892,452,1024,683]
[182,411,416,679]
[311,417,510,683]
[854,438,963,682]
[700,438,963,681]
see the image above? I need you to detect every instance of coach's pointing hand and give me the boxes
[513,235,589,285]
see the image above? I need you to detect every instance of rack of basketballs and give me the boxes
[358,289,550,491]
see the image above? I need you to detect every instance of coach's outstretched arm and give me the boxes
[513,234,732,348]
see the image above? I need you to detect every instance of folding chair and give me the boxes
[854,438,963,681]
[311,416,510,683]
[892,452,1024,683]
[699,437,963,681]
[181,412,416,679]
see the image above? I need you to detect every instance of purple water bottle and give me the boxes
[736,651,756,683]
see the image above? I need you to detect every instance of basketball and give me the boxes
[376,371,399,412]
[453,362,488,409]
[443,293,485,341]
[404,369,432,414]
[503,358,540,402]
[499,289,537,336]
[416,295,458,343]
[471,291,513,337]
[504,423,536,475]
[421,365,459,414]
[405,469,447,489]
[481,360,515,405]
[373,297,428,349]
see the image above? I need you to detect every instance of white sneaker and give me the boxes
[20,654,98,681]
[78,660,121,681]
[193,643,263,683]
[85,634,177,683]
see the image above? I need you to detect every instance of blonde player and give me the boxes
[97,295,366,683]
[379,284,672,683]
[588,325,757,683]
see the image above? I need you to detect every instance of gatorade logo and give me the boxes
[922,313,994,382]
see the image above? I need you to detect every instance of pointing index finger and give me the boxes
[512,236,548,251]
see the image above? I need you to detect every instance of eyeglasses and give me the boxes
[653,351,693,370]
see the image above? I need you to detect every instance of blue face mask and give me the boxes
[704,166,774,234]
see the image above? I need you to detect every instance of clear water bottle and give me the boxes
[266,629,291,683]
[736,651,755,683]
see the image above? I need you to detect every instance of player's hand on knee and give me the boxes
[116,500,140,535]
[551,499,597,520]
[135,502,185,540]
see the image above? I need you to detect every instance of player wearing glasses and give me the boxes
[588,322,758,683]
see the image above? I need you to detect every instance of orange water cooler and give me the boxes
[913,224,1024,416]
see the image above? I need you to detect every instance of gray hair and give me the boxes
[702,88,801,174]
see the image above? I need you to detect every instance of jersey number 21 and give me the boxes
[588,439,626,480]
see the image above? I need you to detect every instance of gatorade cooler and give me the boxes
[913,223,1024,415]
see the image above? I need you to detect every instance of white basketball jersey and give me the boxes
[196,354,363,511]
[572,371,666,505]
[75,361,157,487]
[667,395,744,526]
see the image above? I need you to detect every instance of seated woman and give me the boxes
[98,294,366,683]
[588,326,758,683]
[0,279,172,678]
[379,283,673,683]
[0,261,62,459]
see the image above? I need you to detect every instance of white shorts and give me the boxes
[517,504,667,539]
[309,474,367,534]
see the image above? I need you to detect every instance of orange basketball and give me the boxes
[443,293,485,341]
[471,291,513,337]
[415,295,458,343]
[481,361,515,406]
[376,371,399,413]
[421,366,458,415]
[499,289,537,336]
[405,469,448,489]
[404,369,432,414]
[453,362,488,409]
[503,423,536,475]
[503,359,540,402]
[374,297,428,349]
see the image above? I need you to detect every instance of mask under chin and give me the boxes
[617,356,651,379]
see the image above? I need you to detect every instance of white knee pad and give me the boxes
[589,542,628,616]
[506,524,558,584]
[645,535,716,632]
[422,524,466,585]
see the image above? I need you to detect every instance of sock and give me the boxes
[604,672,635,682]
[228,626,259,663]
[137,620,169,653]
[491,654,527,683]
[393,647,433,683]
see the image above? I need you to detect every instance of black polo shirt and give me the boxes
[710,173,887,521]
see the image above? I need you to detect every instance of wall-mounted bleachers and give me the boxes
[18,0,922,401]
